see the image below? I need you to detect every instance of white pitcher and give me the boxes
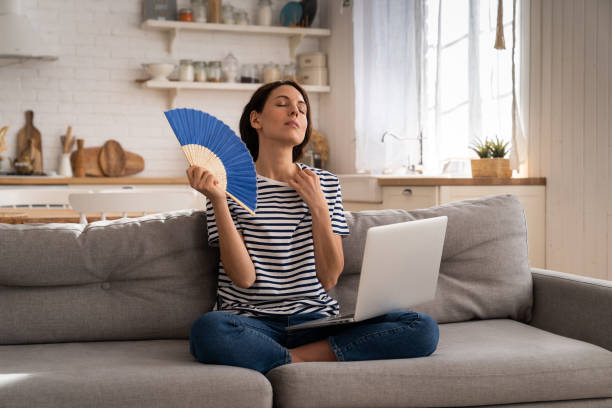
[58,152,73,177]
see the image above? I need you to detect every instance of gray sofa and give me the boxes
[1,193,611,408]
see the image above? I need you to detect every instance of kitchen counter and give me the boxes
[0,176,189,185]
[374,176,546,186]
[0,176,546,186]
[0,208,156,224]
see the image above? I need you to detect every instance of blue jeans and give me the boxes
[189,309,439,374]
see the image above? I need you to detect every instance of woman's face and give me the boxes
[251,85,308,148]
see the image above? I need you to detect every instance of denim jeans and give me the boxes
[189,309,439,374]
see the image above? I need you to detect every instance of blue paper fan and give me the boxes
[164,108,257,216]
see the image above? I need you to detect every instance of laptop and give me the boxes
[286,216,448,331]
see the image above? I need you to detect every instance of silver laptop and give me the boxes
[286,216,448,331]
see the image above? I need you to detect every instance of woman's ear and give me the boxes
[250,110,261,130]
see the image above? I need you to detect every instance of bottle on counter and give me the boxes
[257,0,272,26]
[74,139,85,177]
[179,59,195,81]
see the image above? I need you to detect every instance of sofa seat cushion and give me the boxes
[0,339,271,408]
[266,319,612,408]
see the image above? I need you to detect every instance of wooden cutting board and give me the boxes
[71,141,144,177]
[17,110,43,174]
[98,140,126,176]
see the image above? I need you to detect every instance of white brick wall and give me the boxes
[0,0,324,177]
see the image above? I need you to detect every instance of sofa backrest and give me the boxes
[328,193,533,324]
[0,194,532,345]
[0,210,218,345]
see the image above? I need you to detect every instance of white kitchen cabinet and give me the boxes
[381,186,438,211]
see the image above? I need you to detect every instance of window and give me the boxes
[353,0,525,175]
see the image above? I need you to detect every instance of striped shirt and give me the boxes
[205,162,350,317]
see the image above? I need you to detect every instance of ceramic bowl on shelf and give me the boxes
[142,63,176,81]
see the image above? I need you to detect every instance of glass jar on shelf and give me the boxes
[282,62,297,81]
[222,52,239,82]
[263,62,281,83]
[191,0,207,22]
[179,8,194,22]
[234,9,248,25]
[240,63,259,83]
[207,61,222,82]
[179,59,194,81]
[194,61,207,82]
[222,4,234,24]
[257,0,272,26]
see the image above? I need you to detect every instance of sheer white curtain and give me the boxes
[353,0,423,173]
[353,0,527,175]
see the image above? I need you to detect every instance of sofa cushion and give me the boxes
[0,339,272,408]
[266,319,612,408]
[0,210,218,345]
[328,193,532,324]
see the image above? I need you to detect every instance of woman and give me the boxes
[187,80,439,374]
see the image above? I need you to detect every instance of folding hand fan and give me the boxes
[164,108,257,216]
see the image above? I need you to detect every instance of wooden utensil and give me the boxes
[74,139,86,177]
[98,139,126,177]
[17,110,43,173]
[64,126,73,153]
[71,145,145,177]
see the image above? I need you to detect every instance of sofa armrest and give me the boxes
[528,267,612,352]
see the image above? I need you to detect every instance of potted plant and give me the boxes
[469,135,512,178]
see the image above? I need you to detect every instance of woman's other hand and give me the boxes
[288,168,328,214]
[186,165,226,204]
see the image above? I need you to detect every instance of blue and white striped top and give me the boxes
[205,162,350,317]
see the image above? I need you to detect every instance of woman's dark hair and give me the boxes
[239,80,311,162]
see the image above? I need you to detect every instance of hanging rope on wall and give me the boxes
[494,0,506,49]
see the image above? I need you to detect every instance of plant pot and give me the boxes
[470,158,512,178]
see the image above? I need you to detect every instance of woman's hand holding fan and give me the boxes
[186,165,226,204]
[165,108,258,216]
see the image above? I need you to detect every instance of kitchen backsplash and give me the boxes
[0,0,323,177]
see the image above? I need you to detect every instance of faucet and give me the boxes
[381,130,425,173]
